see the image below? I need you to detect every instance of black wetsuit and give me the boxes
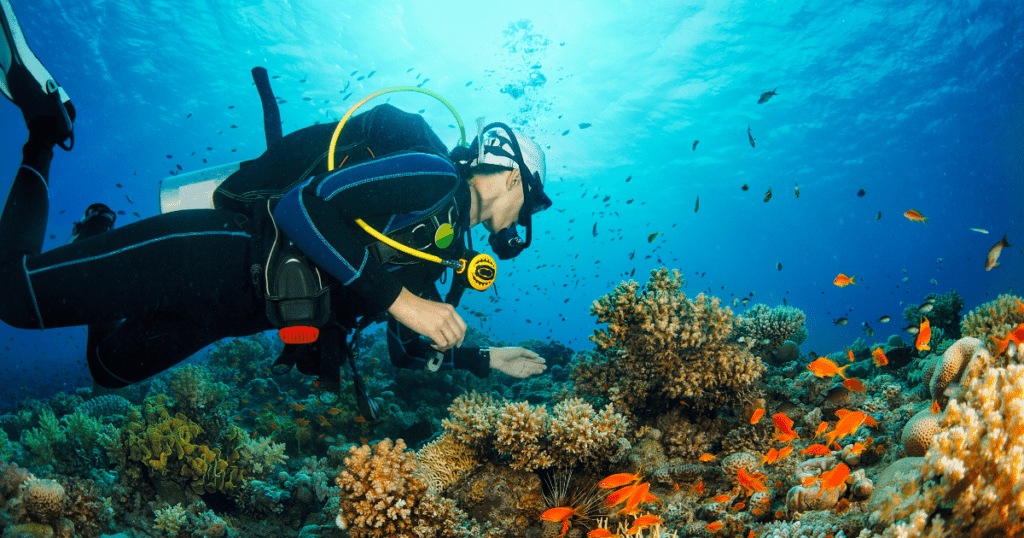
[0,105,490,388]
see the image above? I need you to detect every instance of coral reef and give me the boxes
[902,290,964,338]
[415,432,479,493]
[871,363,1024,536]
[584,268,765,413]
[448,462,545,538]
[336,438,466,538]
[75,395,133,419]
[737,304,809,360]
[899,408,941,458]
[441,392,628,471]
[960,293,1024,343]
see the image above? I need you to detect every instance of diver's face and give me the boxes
[486,169,525,233]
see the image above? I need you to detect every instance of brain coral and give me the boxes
[875,363,1024,536]
[900,408,942,458]
[585,268,765,413]
[21,478,65,523]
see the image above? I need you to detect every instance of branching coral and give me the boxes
[585,268,766,413]
[440,392,628,471]
[416,432,479,493]
[903,290,964,338]
[737,303,808,359]
[336,438,466,538]
[960,293,1024,345]
[874,363,1024,536]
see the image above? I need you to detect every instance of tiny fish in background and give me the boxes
[857,188,866,197]
[748,125,756,147]
[693,139,699,150]
[757,87,778,103]
[764,186,773,202]
[578,123,592,129]
[985,234,1011,271]
[777,262,782,271]
[742,183,749,191]
[648,231,661,243]
[794,181,800,198]
[695,196,700,213]
[833,317,849,326]
[877,315,891,323]
[876,211,882,220]
[970,227,989,234]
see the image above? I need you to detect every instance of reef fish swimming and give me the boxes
[904,209,929,225]
[748,125,757,148]
[833,273,858,287]
[807,357,851,379]
[915,317,932,351]
[757,87,778,103]
[985,234,1011,271]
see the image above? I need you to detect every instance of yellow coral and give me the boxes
[900,409,942,458]
[879,363,1024,536]
[960,293,1024,344]
[415,432,479,493]
[586,268,765,412]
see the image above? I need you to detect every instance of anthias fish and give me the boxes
[985,234,1011,271]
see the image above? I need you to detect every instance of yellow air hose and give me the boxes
[327,87,469,270]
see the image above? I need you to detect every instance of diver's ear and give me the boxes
[505,168,521,190]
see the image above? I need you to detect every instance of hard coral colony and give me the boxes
[1,272,1022,537]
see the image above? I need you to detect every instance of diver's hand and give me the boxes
[489,347,546,378]
[387,288,466,351]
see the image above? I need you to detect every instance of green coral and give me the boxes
[23,409,65,464]
[903,289,965,338]
[737,303,808,359]
[119,395,246,495]
[169,364,229,413]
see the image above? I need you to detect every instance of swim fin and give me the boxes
[67,203,115,244]
[1,0,75,149]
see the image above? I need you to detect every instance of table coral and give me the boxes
[586,268,766,413]
[872,363,1024,537]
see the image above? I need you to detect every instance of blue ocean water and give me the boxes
[0,0,1021,407]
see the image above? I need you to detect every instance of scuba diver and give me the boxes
[0,0,550,420]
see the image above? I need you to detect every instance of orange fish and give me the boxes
[849,442,867,456]
[807,357,850,379]
[862,414,880,428]
[750,408,765,425]
[813,421,829,440]
[823,410,867,446]
[842,378,866,393]
[847,349,855,363]
[872,347,888,367]
[904,209,929,225]
[931,400,941,414]
[916,317,931,351]
[833,273,858,287]
[673,483,679,491]
[327,408,344,415]
[801,444,832,456]
[540,507,578,522]
[288,403,306,411]
[618,482,650,515]
[316,415,331,426]
[599,472,642,489]
[737,468,768,495]
[813,463,851,499]
[631,514,664,527]
[353,416,368,423]
[985,234,1011,271]
[705,522,724,533]
[588,530,617,538]
[990,323,1024,356]
[772,412,796,434]
[694,481,705,494]
[777,445,794,460]
[604,484,640,508]
[760,448,779,466]
[710,494,732,503]
[699,453,717,462]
